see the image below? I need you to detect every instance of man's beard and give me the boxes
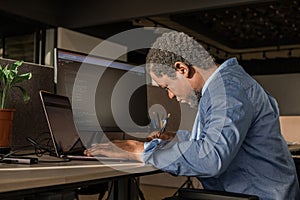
[187,90,201,109]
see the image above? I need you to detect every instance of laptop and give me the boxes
[39,90,130,161]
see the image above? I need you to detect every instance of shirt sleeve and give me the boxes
[142,80,254,177]
[142,130,191,162]
[176,130,191,141]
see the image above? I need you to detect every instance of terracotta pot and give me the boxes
[0,109,15,148]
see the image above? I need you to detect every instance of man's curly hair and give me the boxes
[146,31,215,79]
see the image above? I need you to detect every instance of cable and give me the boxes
[26,137,56,157]
[0,145,34,160]
[26,137,71,163]
[38,158,71,163]
[0,137,70,164]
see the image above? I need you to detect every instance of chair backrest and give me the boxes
[178,188,259,200]
[293,156,300,186]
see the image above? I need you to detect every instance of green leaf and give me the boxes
[12,86,30,102]
[3,65,9,77]
[9,70,18,81]
[0,66,3,81]
[12,72,32,85]
[0,60,32,108]
[11,60,23,71]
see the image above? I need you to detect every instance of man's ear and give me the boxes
[174,61,189,78]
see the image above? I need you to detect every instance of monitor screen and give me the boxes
[54,48,150,133]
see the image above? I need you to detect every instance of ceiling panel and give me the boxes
[0,0,299,60]
[169,0,300,49]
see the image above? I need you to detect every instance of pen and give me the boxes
[159,113,170,137]
[156,112,161,129]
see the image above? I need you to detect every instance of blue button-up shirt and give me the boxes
[143,58,300,200]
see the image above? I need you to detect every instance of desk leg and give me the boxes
[111,177,138,200]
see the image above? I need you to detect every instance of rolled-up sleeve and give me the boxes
[142,130,191,162]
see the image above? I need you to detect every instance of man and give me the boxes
[85,31,300,199]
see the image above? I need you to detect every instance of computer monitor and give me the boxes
[54,48,150,134]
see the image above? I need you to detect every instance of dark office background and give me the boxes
[0,0,298,73]
[0,0,300,147]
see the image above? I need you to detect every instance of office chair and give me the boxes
[165,188,259,200]
[173,176,195,196]
[75,182,108,200]
[292,156,300,186]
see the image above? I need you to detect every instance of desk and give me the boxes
[289,144,300,154]
[3,144,298,199]
[289,144,300,189]
[0,159,159,199]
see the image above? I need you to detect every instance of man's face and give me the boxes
[150,71,200,108]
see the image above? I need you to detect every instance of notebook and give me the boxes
[39,90,130,161]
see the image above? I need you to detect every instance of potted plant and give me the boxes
[0,60,32,154]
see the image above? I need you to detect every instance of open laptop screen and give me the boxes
[39,91,80,156]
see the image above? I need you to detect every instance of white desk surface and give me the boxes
[0,158,158,193]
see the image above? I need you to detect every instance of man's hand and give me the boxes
[84,140,144,162]
[147,131,176,141]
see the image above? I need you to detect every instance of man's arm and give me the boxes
[84,140,144,162]
[84,130,190,162]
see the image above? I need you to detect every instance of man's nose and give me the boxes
[167,90,175,99]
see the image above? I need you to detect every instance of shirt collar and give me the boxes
[201,58,238,96]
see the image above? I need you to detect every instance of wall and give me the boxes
[57,27,127,61]
[280,116,300,143]
[253,73,300,116]
[253,73,300,143]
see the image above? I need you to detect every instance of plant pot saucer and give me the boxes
[0,147,11,155]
